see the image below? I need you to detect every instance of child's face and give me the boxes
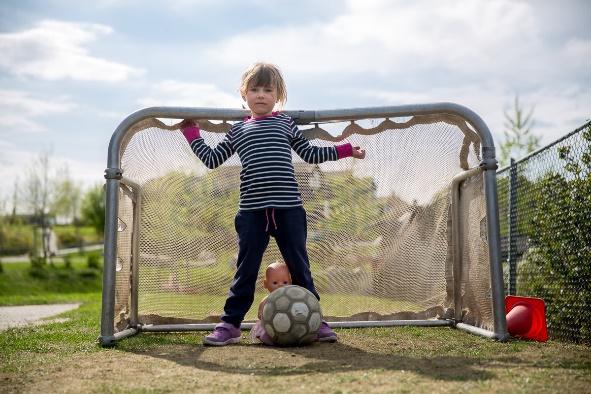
[264,265,291,293]
[243,83,277,118]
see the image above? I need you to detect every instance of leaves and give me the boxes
[519,125,591,343]
[80,185,105,236]
[499,95,541,167]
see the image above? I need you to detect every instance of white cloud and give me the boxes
[195,0,589,144]
[0,89,77,134]
[0,142,105,212]
[95,0,220,8]
[137,80,242,108]
[0,20,144,82]
[0,90,76,116]
[359,84,591,146]
[202,0,546,79]
[0,115,46,133]
[197,0,591,104]
[564,38,591,68]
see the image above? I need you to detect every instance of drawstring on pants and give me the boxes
[265,208,278,232]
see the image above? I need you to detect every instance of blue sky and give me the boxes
[0,0,590,207]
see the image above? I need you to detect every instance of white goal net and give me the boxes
[100,105,507,345]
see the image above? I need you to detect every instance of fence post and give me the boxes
[507,158,518,295]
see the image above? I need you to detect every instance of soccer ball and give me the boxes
[261,285,322,346]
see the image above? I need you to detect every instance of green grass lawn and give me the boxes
[1,257,590,393]
[134,262,423,322]
[0,257,102,305]
[137,292,423,322]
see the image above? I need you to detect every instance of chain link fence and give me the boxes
[497,120,591,344]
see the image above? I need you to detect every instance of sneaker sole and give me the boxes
[317,336,338,343]
[203,337,241,346]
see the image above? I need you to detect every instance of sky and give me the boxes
[0,0,590,209]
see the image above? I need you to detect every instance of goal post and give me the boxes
[99,103,508,346]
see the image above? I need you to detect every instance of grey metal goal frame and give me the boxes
[99,103,509,346]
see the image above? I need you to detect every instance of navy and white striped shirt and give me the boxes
[189,112,339,211]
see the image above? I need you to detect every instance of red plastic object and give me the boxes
[505,295,548,342]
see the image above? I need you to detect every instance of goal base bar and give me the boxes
[456,322,509,341]
[99,319,507,346]
[138,319,453,333]
[99,327,139,347]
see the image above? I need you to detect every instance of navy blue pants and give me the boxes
[221,206,320,327]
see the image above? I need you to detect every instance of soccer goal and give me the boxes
[99,103,508,346]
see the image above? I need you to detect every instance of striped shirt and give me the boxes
[189,112,339,211]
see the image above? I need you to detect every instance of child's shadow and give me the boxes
[120,335,510,382]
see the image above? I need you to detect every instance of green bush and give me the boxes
[86,253,101,269]
[63,254,73,269]
[29,256,49,279]
[0,224,34,256]
[53,225,103,248]
[78,268,101,280]
[55,230,82,248]
[520,124,591,343]
[81,185,106,236]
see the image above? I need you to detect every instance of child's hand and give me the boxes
[180,119,199,129]
[180,119,201,142]
[352,146,366,159]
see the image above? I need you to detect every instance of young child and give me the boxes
[251,261,292,345]
[180,62,366,346]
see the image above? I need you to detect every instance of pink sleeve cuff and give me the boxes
[181,126,201,143]
[335,143,353,159]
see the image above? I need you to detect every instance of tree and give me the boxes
[52,166,84,252]
[499,95,540,167]
[51,166,82,224]
[10,177,19,223]
[81,184,106,236]
[24,151,52,218]
[23,151,54,260]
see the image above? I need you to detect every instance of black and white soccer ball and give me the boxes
[261,285,322,346]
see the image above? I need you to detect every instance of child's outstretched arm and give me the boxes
[180,119,235,169]
[290,120,365,163]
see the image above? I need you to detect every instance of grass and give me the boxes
[133,261,422,322]
[138,292,422,322]
[1,257,590,393]
[0,223,102,256]
[0,257,102,306]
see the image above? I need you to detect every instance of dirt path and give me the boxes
[0,303,80,330]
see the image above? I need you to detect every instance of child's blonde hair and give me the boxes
[240,62,287,108]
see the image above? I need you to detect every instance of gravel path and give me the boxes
[0,303,81,330]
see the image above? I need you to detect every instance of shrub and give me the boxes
[520,124,591,343]
[63,254,73,270]
[55,231,81,249]
[87,253,101,269]
[0,224,34,256]
[53,225,102,248]
[78,268,100,280]
[29,256,49,279]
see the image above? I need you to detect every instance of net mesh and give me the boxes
[112,114,493,331]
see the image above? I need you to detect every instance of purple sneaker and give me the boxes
[316,321,338,342]
[203,322,241,346]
